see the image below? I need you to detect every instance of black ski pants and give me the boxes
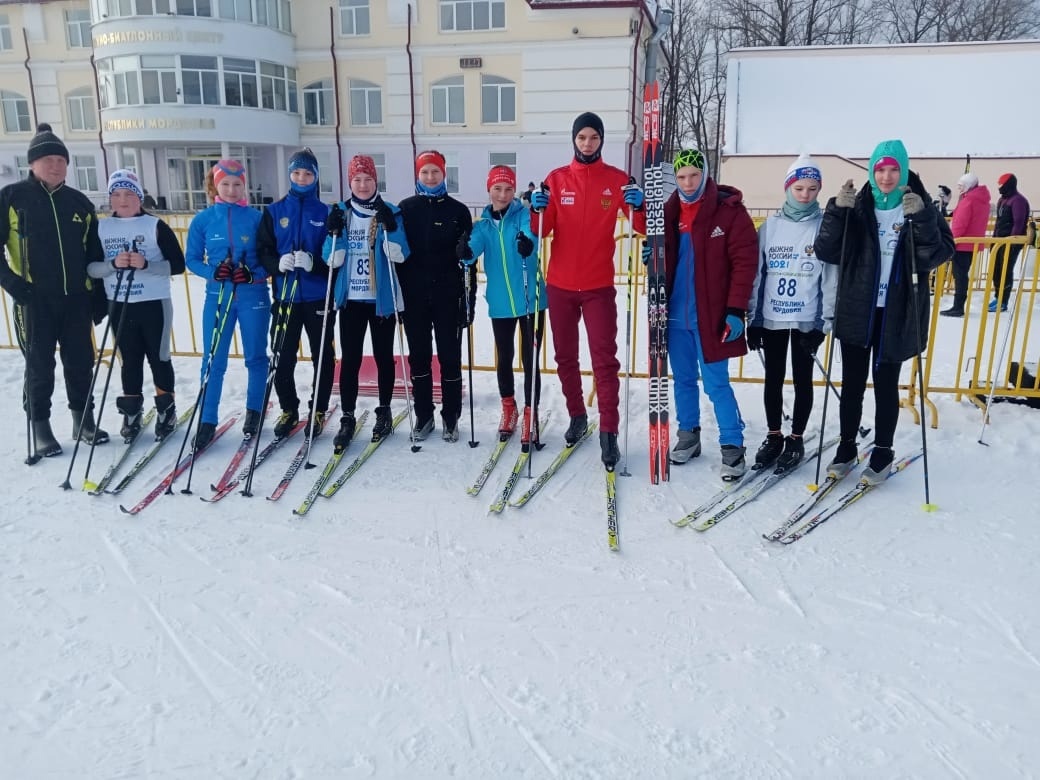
[110,298,175,395]
[491,312,544,407]
[837,312,902,449]
[992,242,1022,307]
[271,299,336,414]
[402,294,462,424]
[338,300,396,412]
[760,327,815,436]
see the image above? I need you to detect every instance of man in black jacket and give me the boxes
[0,123,109,457]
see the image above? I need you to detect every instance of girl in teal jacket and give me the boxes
[457,165,546,444]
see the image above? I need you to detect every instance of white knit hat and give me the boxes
[957,172,978,191]
[784,153,822,190]
[108,169,144,201]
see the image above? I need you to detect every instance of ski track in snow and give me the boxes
[2,344,1040,778]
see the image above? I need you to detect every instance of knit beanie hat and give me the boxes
[784,153,822,190]
[288,147,319,177]
[415,150,446,178]
[673,148,709,204]
[212,159,246,188]
[958,173,978,191]
[487,165,516,191]
[107,169,143,201]
[571,112,604,163]
[348,154,377,182]
[27,123,69,164]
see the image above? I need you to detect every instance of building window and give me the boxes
[439,0,505,32]
[314,151,335,196]
[98,55,141,107]
[303,79,334,126]
[182,55,220,105]
[223,58,259,108]
[74,155,99,192]
[431,76,464,125]
[256,0,291,31]
[489,152,516,170]
[65,10,92,48]
[260,61,293,111]
[349,80,382,126]
[176,0,212,16]
[340,0,370,35]
[481,75,515,124]
[217,0,252,21]
[103,0,134,15]
[15,155,29,180]
[0,15,12,51]
[141,55,178,105]
[1,91,32,133]
[369,152,388,193]
[444,152,460,194]
[135,0,175,13]
[67,90,98,131]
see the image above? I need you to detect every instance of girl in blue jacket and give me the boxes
[184,159,270,449]
[324,154,410,448]
[457,165,546,445]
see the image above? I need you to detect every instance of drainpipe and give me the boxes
[22,28,37,127]
[407,3,416,161]
[89,54,109,180]
[625,12,644,173]
[330,6,344,201]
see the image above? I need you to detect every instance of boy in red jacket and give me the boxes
[530,111,645,468]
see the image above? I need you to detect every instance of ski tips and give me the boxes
[923,502,939,512]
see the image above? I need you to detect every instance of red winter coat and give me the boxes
[663,180,758,363]
[950,184,992,252]
[531,158,646,291]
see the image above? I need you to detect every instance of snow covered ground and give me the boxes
[2,300,1040,778]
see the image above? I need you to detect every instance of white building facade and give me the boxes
[0,0,666,210]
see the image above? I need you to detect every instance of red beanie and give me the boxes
[486,165,516,191]
[212,159,246,187]
[415,150,446,177]
[347,154,377,181]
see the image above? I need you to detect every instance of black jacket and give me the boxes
[814,171,953,363]
[0,174,104,299]
[396,192,473,308]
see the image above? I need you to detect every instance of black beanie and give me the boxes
[572,112,605,142]
[27,123,69,164]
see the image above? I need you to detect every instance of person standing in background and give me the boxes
[940,172,991,318]
[989,173,1030,313]
[0,123,109,456]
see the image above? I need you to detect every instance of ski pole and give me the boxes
[170,267,236,495]
[303,233,339,469]
[905,213,937,511]
[81,263,138,490]
[462,238,479,449]
[812,203,849,490]
[383,229,420,452]
[528,182,549,477]
[805,349,871,439]
[15,209,40,465]
[618,177,639,477]
[241,267,298,496]
[61,263,128,490]
[977,244,1022,445]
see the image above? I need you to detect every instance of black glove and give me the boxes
[374,198,396,232]
[516,232,534,258]
[456,233,474,262]
[4,276,34,306]
[90,281,108,325]
[213,260,233,282]
[798,329,826,354]
[326,204,345,236]
[231,263,253,285]
[458,267,477,327]
[746,326,766,352]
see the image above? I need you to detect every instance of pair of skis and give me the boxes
[643,80,669,485]
[90,404,196,497]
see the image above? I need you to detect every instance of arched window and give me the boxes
[481,74,515,124]
[431,76,464,125]
[1,91,31,133]
[303,79,334,126]
[66,88,98,131]
[349,79,382,126]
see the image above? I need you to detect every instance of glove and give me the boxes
[328,248,346,269]
[326,204,345,236]
[458,267,477,327]
[641,241,652,265]
[278,253,295,273]
[746,326,766,352]
[798,329,826,354]
[516,232,534,259]
[231,263,253,285]
[721,309,745,343]
[456,233,474,263]
[213,260,233,282]
[374,199,396,232]
[835,179,857,209]
[5,276,34,306]
[530,190,550,212]
[293,250,313,272]
[623,186,645,210]
[90,282,108,325]
[901,187,925,216]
